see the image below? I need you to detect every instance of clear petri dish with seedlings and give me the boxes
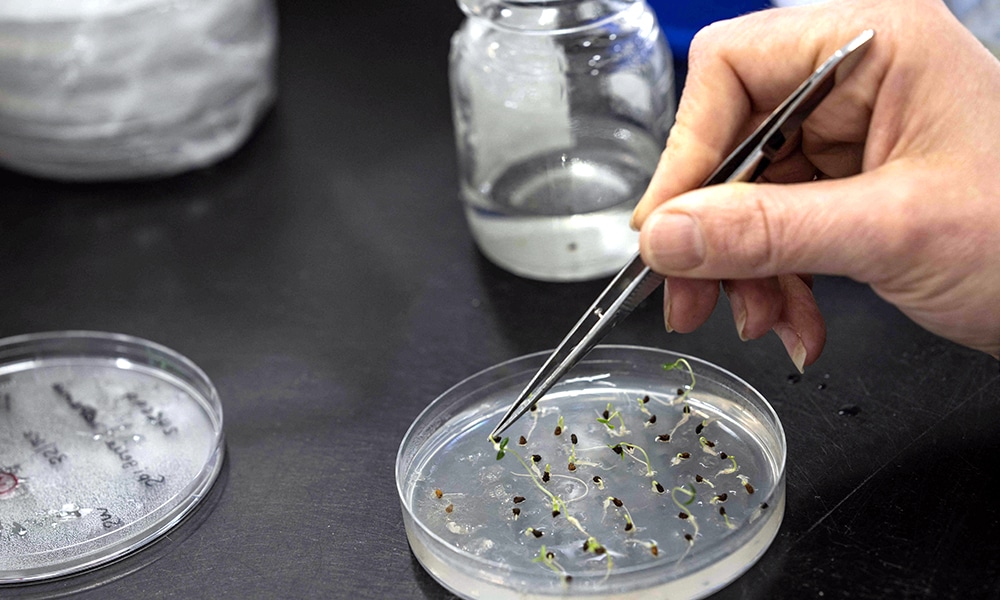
[396,346,785,600]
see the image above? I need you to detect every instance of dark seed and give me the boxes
[530,404,538,412]
[602,409,610,419]
[717,493,728,502]
[512,507,520,516]
[594,546,606,556]
[532,454,542,463]
[567,462,576,471]
[546,551,555,560]
[624,522,633,531]
[648,415,657,424]
[695,423,704,434]
[582,540,591,551]
[554,426,562,436]
[531,529,543,538]
[719,452,728,460]
[656,434,670,442]
[695,474,703,482]
[513,496,525,504]
[542,471,550,483]
[612,444,623,455]
[552,510,560,518]
[612,497,623,507]
[761,502,769,510]
[678,512,689,519]
[564,575,573,583]
[491,435,501,443]
[676,388,685,396]
[678,452,691,459]
[654,482,665,493]
[839,404,861,417]
[518,436,527,445]
[571,433,578,444]
[719,506,727,516]
[684,533,693,542]
[683,405,691,414]
[593,476,602,484]
[744,482,755,494]
[642,395,650,404]
[704,439,716,448]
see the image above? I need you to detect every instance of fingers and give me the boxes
[663,273,824,371]
[772,274,826,372]
[637,169,913,284]
[723,278,783,341]
[632,4,884,230]
[662,277,719,333]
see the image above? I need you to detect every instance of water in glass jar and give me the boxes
[463,123,659,282]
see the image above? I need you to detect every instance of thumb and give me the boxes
[637,167,918,283]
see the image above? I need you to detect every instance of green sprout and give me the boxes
[604,496,636,532]
[495,436,510,460]
[718,506,736,529]
[609,442,655,476]
[596,402,626,431]
[663,358,696,397]
[671,483,700,538]
[717,452,739,475]
[533,545,568,580]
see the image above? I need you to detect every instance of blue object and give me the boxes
[648,0,773,59]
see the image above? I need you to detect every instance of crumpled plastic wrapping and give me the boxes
[0,0,278,181]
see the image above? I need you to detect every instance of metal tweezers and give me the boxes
[490,29,875,439]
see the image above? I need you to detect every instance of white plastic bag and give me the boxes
[0,0,278,180]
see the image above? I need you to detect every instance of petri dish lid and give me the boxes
[0,331,225,584]
[396,346,785,600]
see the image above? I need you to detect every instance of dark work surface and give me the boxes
[2,1,999,599]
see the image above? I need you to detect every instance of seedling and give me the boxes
[671,484,700,538]
[662,359,696,404]
[554,415,564,436]
[710,493,728,504]
[596,402,627,434]
[607,442,655,476]
[495,437,509,460]
[738,474,755,494]
[718,506,735,529]
[717,452,739,476]
[532,545,569,581]
[604,496,636,532]
[694,474,715,488]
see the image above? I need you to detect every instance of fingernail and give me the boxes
[774,323,806,373]
[645,212,706,271]
[664,287,674,333]
[727,286,748,341]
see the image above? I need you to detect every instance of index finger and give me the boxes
[631,3,881,228]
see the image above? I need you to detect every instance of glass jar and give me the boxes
[450,0,675,281]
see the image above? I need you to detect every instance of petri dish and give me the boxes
[396,346,785,599]
[0,331,224,584]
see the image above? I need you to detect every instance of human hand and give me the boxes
[631,0,1000,367]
